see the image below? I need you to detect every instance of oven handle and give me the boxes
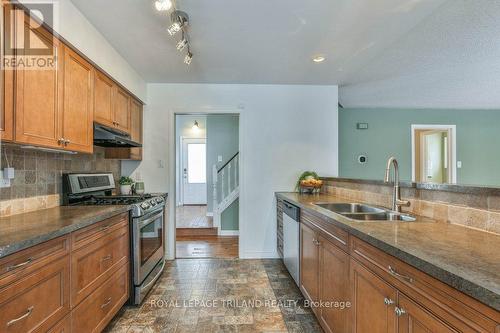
[137,210,164,229]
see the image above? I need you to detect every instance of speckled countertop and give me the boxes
[0,206,131,259]
[276,192,500,311]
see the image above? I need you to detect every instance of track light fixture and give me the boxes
[168,10,189,36]
[154,0,172,11]
[176,33,188,51]
[184,50,193,65]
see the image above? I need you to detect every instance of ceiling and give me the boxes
[70,0,449,85]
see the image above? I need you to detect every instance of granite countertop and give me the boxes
[276,192,500,311]
[0,205,131,259]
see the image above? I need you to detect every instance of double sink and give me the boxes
[315,203,417,222]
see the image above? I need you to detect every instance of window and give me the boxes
[187,143,206,183]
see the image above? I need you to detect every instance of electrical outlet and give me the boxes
[218,155,223,162]
[158,159,165,168]
[457,161,462,168]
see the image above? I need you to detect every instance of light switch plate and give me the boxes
[457,161,462,168]
[0,178,11,188]
[218,155,223,162]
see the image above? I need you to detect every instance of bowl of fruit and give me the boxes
[297,171,323,194]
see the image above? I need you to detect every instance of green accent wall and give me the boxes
[339,108,500,186]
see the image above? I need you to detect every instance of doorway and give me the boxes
[175,114,240,259]
[412,125,457,184]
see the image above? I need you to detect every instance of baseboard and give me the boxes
[239,250,280,259]
[218,230,239,236]
[206,212,213,217]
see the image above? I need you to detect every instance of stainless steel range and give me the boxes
[62,173,166,305]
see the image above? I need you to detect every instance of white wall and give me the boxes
[123,84,339,259]
[19,0,146,100]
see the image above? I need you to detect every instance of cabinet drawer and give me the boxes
[71,223,129,306]
[0,236,69,285]
[0,256,70,333]
[72,212,129,250]
[72,263,129,333]
[301,210,349,253]
[350,236,500,332]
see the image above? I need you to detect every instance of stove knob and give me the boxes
[156,197,163,203]
[150,200,157,206]
[140,202,150,210]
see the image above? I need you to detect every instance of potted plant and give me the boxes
[119,176,134,195]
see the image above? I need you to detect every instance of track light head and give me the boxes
[184,51,193,65]
[176,38,188,51]
[154,0,172,11]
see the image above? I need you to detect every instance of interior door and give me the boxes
[181,138,207,205]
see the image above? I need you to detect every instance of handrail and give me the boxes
[217,152,239,173]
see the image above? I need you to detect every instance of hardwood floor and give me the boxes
[176,205,213,228]
[176,236,238,259]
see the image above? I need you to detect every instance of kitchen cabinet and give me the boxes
[0,212,130,333]
[14,11,63,149]
[61,47,94,153]
[319,234,350,333]
[286,196,500,333]
[300,222,320,313]
[1,3,14,141]
[113,86,131,134]
[94,71,115,128]
[350,258,397,333]
[105,98,143,160]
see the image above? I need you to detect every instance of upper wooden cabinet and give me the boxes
[14,12,63,149]
[93,71,114,128]
[113,86,130,134]
[1,4,14,141]
[61,47,94,153]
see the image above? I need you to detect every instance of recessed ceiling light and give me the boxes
[312,55,326,63]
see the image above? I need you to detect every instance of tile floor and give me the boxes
[176,205,213,228]
[105,259,322,333]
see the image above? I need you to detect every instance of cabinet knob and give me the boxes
[395,307,406,317]
[64,139,71,146]
[384,297,395,306]
[312,238,321,246]
[58,138,65,145]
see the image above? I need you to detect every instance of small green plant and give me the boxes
[296,171,319,190]
[119,176,134,185]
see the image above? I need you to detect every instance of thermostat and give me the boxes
[357,155,368,164]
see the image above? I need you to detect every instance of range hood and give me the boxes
[93,124,142,148]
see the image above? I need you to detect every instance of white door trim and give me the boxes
[411,124,457,184]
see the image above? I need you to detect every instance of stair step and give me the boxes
[176,227,218,237]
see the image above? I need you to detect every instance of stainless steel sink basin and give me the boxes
[315,203,385,214]
[315,202,417,222]
[341,212,417,222]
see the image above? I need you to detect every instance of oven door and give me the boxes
[133,209,164,285]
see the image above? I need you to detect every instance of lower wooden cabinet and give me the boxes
[0,213,130,333]
[293,204,500,333]
[350,258,397,333]
[300,222,320,311]
[72,263,129,333]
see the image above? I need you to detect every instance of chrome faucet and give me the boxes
[384,157,410,212]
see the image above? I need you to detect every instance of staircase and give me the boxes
[212,152,239,235]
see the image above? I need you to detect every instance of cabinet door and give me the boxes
[397,294,460,333]
[129,98,142,160]
[318,235,350,333]
[14,12,63,148]
[1,4,14,141]
[61,47,93,153]
[350,259,397,333]
[94,71,114,128]
[300,223,320,312]
[113,87,130,133]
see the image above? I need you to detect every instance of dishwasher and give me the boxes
[282,200,300,286]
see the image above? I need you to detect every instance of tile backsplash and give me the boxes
[0,144,120,216]
[321,178,500,235]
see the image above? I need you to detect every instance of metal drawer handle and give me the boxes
[101,254,112,262]
[7,258,33,272]
[384,297,395,306]
[388,265,414,283]
[7,306,34,326]
[395,307,406,317]
[101,297,112,309]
